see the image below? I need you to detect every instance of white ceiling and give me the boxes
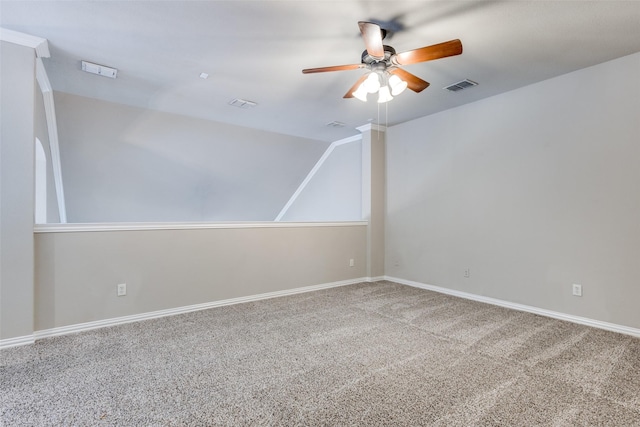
[2,1,640,142]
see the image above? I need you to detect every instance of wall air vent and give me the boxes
[228,98,258,109]
[81,60,117,78]
[444,79,478,92]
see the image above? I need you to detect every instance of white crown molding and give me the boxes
[0,27,50,58]
[385,276,640,338]
[356,123,387,133]
[34,221,367,233]
[274,134,363,221]
[30,277,370,344]
[36,58,67,223]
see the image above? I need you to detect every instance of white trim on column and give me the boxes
[0,28,50,58]
[35,58,52,91]
[36,58,67,223]
[2,29,65,222]
[356,123,387,133]
[274,134,362,221]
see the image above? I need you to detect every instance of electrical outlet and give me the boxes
[349,259,355,267]
[572,284,582,297]
[117,283,127,297]
[464,268,470,278]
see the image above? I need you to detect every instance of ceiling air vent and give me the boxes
[326,121,345,128]
[444,79,478,92]
[81,60,117,78]
[228,98,257,109]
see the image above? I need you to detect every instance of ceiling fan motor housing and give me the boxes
[361,45,397,69]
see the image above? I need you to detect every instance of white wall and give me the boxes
[280,140,362,221]
[0,41,36,340]
[386,52,640,329]
[55,92,330,222]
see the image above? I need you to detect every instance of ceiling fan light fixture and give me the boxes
[377,85,393,103]
[303,22,460,103]
[363,72,381,93]
[352,84,369,102]
[389,74,408,96]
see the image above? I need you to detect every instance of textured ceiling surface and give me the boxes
[2,1,640,142]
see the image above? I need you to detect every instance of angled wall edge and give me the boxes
[0,27,50,57]
[274,133,362,221]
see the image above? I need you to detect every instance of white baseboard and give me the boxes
[9,276,631,348]
[24,277,369,344]
[0,334,36,349]
[385,276,640,338]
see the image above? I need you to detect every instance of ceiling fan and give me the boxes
[302,21,463,103]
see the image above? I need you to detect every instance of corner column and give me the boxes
[0,30,50,345]
[358,124,385,280]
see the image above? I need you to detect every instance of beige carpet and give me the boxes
[2,281,640,426]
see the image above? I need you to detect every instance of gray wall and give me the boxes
[0,41,36,340]
[280,140,362,221]
[55,92,330,222]
[35,224,367,330]
[386,52,640,329]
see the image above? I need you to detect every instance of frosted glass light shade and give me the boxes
[389,74,408,96]
[363,73,381,93]
[352,84,368,102]
[377,85,393,103]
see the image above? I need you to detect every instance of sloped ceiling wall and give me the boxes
[279,140,362,222]
[54,92,330,222]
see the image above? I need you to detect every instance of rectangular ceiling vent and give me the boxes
[444,79,478,92]
[81,60,117,78]
[228,98,257,109]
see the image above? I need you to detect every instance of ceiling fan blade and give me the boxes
[343,74,368,98]
[302,64,363,74]
[393,39,463,65]
[389,68,430,93]
[358,21,385,60]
